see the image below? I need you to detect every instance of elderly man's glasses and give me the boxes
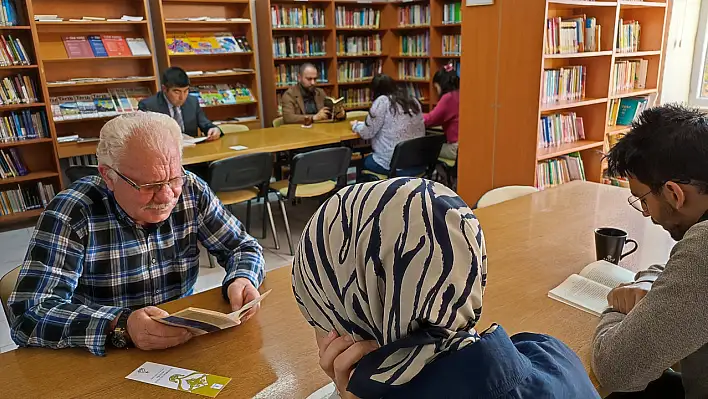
[109,166,186,194]
[628,191,651,213]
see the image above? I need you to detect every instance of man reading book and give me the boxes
[280,63,346,125]
[8,112,265,356]
[593,104,708,398]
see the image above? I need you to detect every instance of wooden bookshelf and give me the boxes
[149,0,262,130]
[457,0,669,204]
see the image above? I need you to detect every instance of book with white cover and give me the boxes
[548,260,636,317]
[126,38,151,56]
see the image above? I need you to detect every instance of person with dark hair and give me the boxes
[138,67,221,140]
[351,74,425,176]
[593,104,708,399]
[280,63,346,124]
[424,63,460,160]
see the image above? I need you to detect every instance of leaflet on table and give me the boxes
[151,290,271,335]
[126,362,231,397]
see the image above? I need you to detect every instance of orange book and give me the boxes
[100,35,131,57]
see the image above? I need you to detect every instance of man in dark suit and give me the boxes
[138,67,222,141]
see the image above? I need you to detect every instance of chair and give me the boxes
[208,153,279,255]
[437,155,458,189]
[361,134,445,181]
[219,124,249,134]
[346,110,369,120]
[273,117,284,128]
[0,266,20,319]
[270,147,352,255]
[65,165,100,183]
[477,186,539,208]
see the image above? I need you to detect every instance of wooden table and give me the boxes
[0,181,676,397]
[305,121,360,141]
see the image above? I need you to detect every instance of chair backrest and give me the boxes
[65,165,100,183]
[273,117,284,128]
[0,266,20,318]
[477,186,539,208]
[346,110,368,120]
[208,152,273,193]
[389,134,446,177]
[220,124,249,134]
[287,147,352,197]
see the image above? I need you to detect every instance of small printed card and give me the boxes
[229,145,248,151]
[126,362,231,397]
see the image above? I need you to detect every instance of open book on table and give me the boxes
[151,290,271,335]
[548,261,636,316]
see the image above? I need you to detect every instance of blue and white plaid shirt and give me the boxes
[8,172,265,356]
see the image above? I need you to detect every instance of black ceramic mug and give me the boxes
[595,227,638,264]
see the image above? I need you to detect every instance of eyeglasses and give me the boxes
[628,191,651,213]
[109,166,186,195]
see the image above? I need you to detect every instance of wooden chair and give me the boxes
[477,186,539,208]
[0,266,20,319]
[361,135,445,181]
[219,124,249,134]
[345,110,368,120]
[273,117,284,128]
[65,165,100,183]
[270,147,352,255]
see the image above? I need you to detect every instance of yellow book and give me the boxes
[184,33,203,54]
[197,35,222,54]
[169,33,193,54]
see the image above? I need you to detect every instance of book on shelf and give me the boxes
[442,34,461,56]
[166,33,251,55]
[0,35,29,66]
[189,84,255,107]
[541,65,586,104]
[397,59,429,80]
[0,74,38,105]
[87,35,108,57]
[342,87,372,108]
[536,152,586,190]
[612,59,648,94]
[338,60,382,82]
[51,89,151,121]
[63,36,94,58]
[0,147,27,179]
[0,182,56,216]
[403,83,424,101]
[335,6,380,29]
[442,2,462,24]
[539,112,585,148]
[548,260,635,316]
[126,38,151,56]
[186,68,255,77]
[545,16,602,54]
[399,32,429,56]
[608,96,649,127]
[616,19,640,53]
[101,35,131,56]
[0,0,19,27]
[34,15,62,22]
[397,4,430,27]
[273,35,326,58]
[337,35,381,56]
[271,5,325,28]
[0,110,49,142]
[275,61,328,88]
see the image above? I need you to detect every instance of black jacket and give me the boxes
[138,93,218,137]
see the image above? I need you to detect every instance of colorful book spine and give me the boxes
[397,60,430,80]
[0,110,48,142]
[275,61,328,87]
[442,34,461,56]
[337,35,382,56]
[612,59,648,94]
[541,65,586,104]
[616,19,641,53]
[0,0,19,27]
[398,4,430,27]
[442,3,462,24]
[335,6,381,29]
[271,5,326,28]
[342,87,372,108]
[338,60,383,82]
[538,112,585,148]
[272,35,326,58]
[399,32,429,56]
[536,153,586,190]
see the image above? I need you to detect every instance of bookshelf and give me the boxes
[148,0,262,130]
[457,0,669,203]
[256,0,462,127]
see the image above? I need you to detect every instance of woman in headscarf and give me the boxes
[292,178,598,399]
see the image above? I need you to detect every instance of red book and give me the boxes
[62,36,94,59]
[100,35,131,57]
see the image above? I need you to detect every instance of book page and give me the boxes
[579,260,636,289]
[548,274,611,316]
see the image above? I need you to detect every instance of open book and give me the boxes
[548,261,635,316]
[324,96,344,109]
[152,290,271,335]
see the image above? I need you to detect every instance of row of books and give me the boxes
[0,74,39,105]
[539,112,586,148]
[0,147,26,179]
[398,4,430,27]
[48,76,153,86]
[51,88,152,121]
[541,66,587,104]
[36,15,143,22]
[337,35,381,56]
[273,35,326,58]
[271,5,325,28]
[338,60,383,83]
[544,16,601,54]
[342,88,372,108]
[616,19,641,53]
[442,3,462,24]
[62,36,150,59]
[0,182,57,217]
[275,62,328,88]
[536,153,586,191]
[0,110,49,142]
[442,34,461,56]
[403,83,424,101]
[398,60,430,80]
[607,96,649,126]
[0,0,19,27]
[189,84,255,107]
[400,32,429,56]
[335,7,380,29]
[166,33,252,55]
[612,59,648,94]
[0,35,30,66]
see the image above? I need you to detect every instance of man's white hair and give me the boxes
[96,111,183,172]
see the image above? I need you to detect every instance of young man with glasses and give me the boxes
[8,112,265,356]
[592,104,708,398]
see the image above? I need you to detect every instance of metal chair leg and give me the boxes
[208,254,216,268]
[278,197,295,256]
[245,200,252,233]
[265,200,280,250]
[261,196,267,240]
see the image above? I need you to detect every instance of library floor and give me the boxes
[0,199,319,354]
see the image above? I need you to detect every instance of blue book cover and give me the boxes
[87,35,108,57]
[617,98,642,126]
[2,0,17,26]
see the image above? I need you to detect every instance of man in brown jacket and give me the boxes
[281,63,346,124]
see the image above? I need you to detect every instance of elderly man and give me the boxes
[8,112,264,356]
[281,63,346,124]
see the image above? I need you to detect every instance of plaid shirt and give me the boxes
[8,172,265,356]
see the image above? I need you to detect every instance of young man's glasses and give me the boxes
[628,191,651,213]
[109,166,186,194]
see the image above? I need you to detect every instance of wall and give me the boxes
[661,0,702,104]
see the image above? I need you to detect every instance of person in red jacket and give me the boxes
[424,64,460,160]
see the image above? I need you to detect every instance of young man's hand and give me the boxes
[206,127,221,141]
[607,281,652,314]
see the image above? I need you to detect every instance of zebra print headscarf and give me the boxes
[292,178,487,397]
